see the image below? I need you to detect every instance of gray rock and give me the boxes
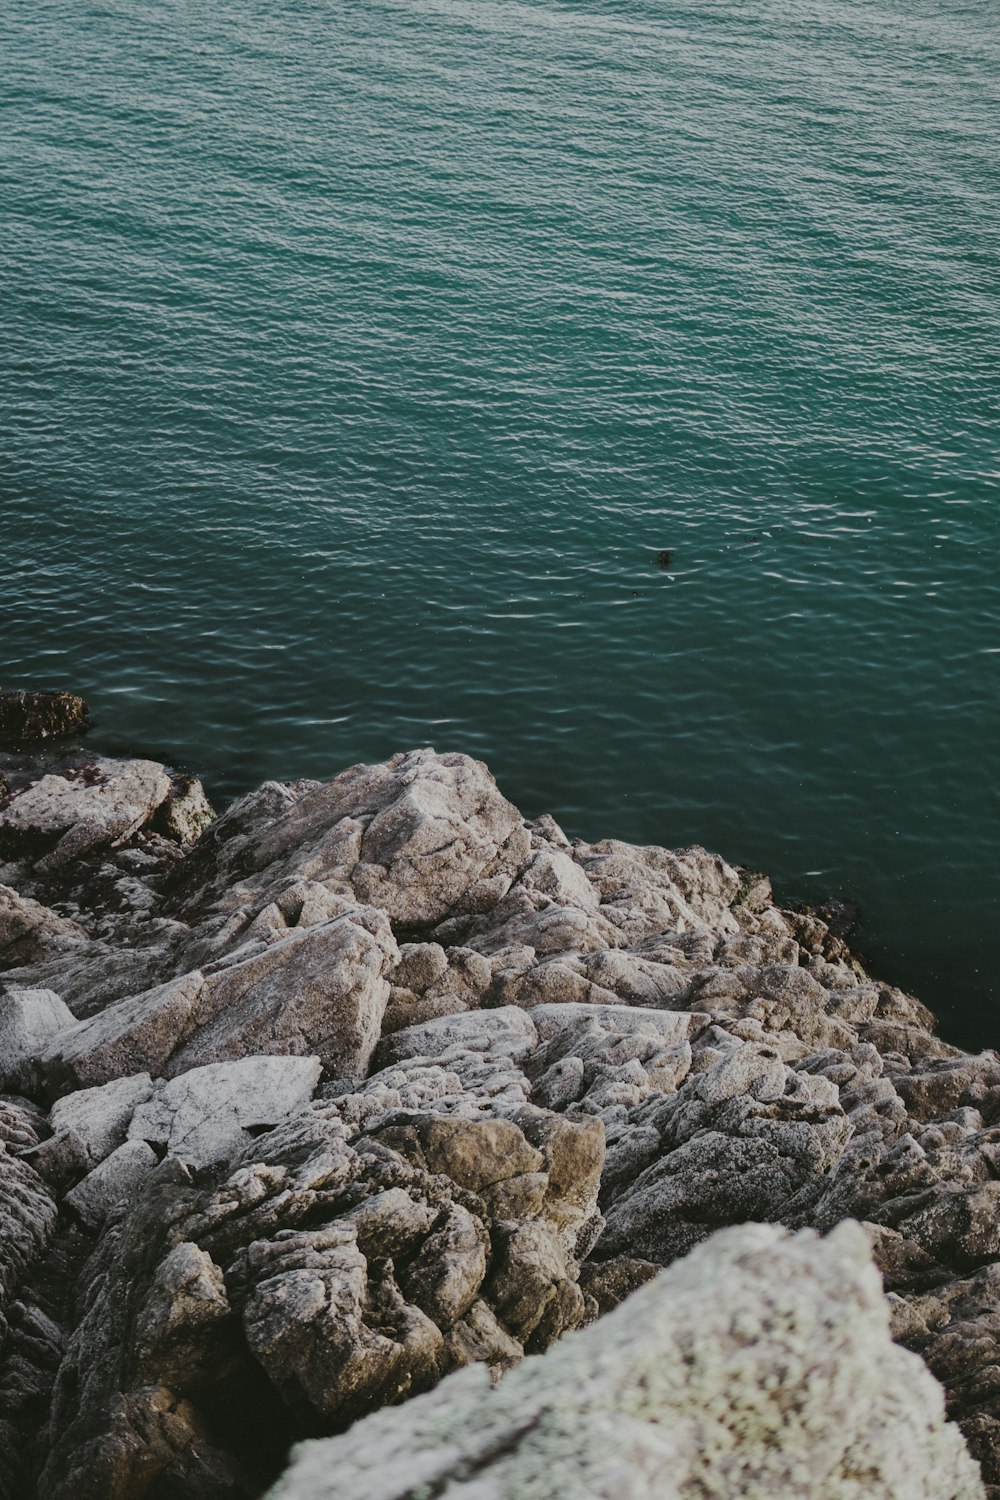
[0,759,172,870]
[43,907,397,1090]
[267,1221,983,1500]
[375,1006,539,1069]
[64,1139,159,1228]
[49,1072,156,1164]
[0,987,76,1095]
[127,1054,322,1167]
[0,1099,58,1328]
[165,749,531,931]
[154,774,216,846]
[0,885,88,970]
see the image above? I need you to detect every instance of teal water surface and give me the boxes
[2,0,999,1044]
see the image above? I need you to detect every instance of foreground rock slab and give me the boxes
[268,1221,983,1500]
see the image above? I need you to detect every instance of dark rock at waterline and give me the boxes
[818,896,861,940]
[0,691,89,746]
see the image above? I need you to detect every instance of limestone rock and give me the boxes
[0,886,88,970]
[43,908,396,1091]
[38,1078,604,1497]
[49,1073,156,1165]
[164,749,531,932]
[64,1140,159,1228]
[267,1221,983,1500]
[0,1102,59,1337]
[374,1006,538,1069]
[153,774,216,846]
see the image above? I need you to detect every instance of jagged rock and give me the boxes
[0,1100,59,1362]
[374,1006,538,1069]
[164,749,531,931]
[382,944,491,1034]
[49,1074,156,1166]
[0,887,88,970]
[0,759,171,870]
[126,1055,322,1168]
[596,1035,852,1262]
[64,1140,159,1228]
[4,745,1000,1494]
[268,1221,983,1500]
[0,989,76,1096]
[0,690,88,745]
[39,1078,604,1499]
[153,774,216,846]
[43,907,397,1091]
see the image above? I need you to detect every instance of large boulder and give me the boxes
[267,1221,983,1500]
[164,749,531,931]
[42,907,397,1092]
[0,988,76,1096]
[0,760,172,870]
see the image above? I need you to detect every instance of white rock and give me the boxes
[266,1221,983,1500]
[528,1002,692,1045]
[0,987,76,1093]
[49,1073,155,1164]
[128,1055,322,1167]
[0,758,172,871]
[376,1007,539,1068]
[64,1139,158,1228]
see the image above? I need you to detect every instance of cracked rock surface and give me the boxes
[0,745,995,1497]
[268,1221,984,1500]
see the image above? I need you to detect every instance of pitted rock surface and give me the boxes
[0,746,997,1497]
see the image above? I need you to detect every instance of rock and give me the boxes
[153,774,216,846]
[0,988,76,1095]
[0,690,88,745]
[0,887,88,970]
[374,1006,538,1069]
[267,1221,983,1500]
[5,744,1000,1494]
[49,1073,156,1166]
[127,1055,322,1168]
[63,1140,159,1228]
[596,1038,852,1263]
[39,1090,602,1496]
[0,1102,59,1335]
[164,749,531,930]
[0,759,171,870]
[43,907,397,1091]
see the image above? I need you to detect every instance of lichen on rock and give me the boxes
[0,742,996,1498]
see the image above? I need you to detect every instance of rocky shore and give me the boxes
[1,741,998,1497]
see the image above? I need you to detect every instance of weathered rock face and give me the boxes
[38,1092,602,1500]
[0,743,996,1498]
[162,748,530,931]
[0,690,88,745]
[267,1221,983,1500]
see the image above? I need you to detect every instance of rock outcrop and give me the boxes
[267,1221,984,1500]
[0,742,995,1498]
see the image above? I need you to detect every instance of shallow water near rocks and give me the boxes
[3,0,999,1046]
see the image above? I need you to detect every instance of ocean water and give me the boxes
[2,0,998,1044]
